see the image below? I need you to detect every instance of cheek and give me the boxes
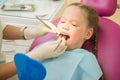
[66,29,81,49]
[57,24,62,32]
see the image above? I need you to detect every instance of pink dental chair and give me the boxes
[80,0,120,80]
[29,0,120,80]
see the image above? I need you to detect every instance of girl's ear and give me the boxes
[85,28,94,40]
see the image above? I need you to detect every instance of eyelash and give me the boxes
[60,21,78,27]
[72,24,78,27]
[60,21,65,23]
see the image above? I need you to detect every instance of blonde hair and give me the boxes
[68,3,98,55]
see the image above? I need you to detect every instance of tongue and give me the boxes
[63,35,67,40]
[63,35,70,40]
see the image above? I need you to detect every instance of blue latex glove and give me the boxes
[14,53,46,80]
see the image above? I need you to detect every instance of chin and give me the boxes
[66,42,81,50]
[66,39,73,50]
[66,43,74,50]
[66,47,76,50]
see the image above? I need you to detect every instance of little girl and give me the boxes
[14,2,102,80]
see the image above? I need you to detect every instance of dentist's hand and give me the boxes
[24,21,59,40]
[26,37,67,61]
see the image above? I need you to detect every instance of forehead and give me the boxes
[62,5,88,22]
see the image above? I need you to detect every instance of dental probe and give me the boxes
[36,15,60,36]
[54,36,66,51]
[36,15,52,30]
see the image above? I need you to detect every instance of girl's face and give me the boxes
[57,6,93,50]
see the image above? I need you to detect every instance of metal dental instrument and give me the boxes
[54,38,62,51]
[36,15,60,36]
[36,15,62,51]
[54,35,66,51]
[36,15,52,30]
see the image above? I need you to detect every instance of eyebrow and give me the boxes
[61,16,76,22]
[61,16,80,24]
[60,16,66,20]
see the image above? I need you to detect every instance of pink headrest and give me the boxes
[80,0,117,16]
[97,17,120,80]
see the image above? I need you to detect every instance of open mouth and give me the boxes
[59,34,70,40]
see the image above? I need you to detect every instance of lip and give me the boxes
[59,32,70,40]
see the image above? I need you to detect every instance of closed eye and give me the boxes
[60,21,65,23]
[72,24,79,27]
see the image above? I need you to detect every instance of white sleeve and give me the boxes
[0,52,6,64]
[1,22,7,31]
[0,22,7,63]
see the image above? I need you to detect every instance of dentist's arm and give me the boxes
[27,37,67,61]
[3,21,57,40]
[0,37,66,80]
[1,21,59,79]
[0,61,16,80]
[3,25,22,40]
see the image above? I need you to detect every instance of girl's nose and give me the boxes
[62,24,69,30]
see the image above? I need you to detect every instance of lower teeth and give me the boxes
[63,35,67,40]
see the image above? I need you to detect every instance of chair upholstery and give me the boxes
[80,0,120,80]
[80,0,117,16]
[97,17,120,80]
[29,0,120,80]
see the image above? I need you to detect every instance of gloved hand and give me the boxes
[26,37,67,61]
[24,21,59,40]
